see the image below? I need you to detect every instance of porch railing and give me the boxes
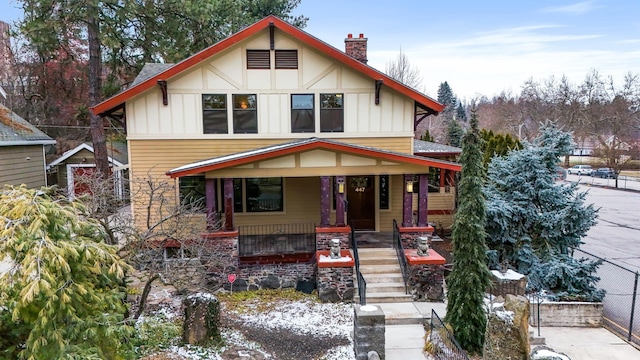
[392,219,409,294]
[351,225,367,305]
[429,309,469,360]
[238,223,315,257]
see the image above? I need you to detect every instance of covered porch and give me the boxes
[166,138,461,257]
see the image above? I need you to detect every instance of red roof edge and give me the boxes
[166,139,461,178]
[91,15,443,116]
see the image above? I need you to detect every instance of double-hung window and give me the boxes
[233,94,257,133]
[320,93,344,132]
[202,94,228,134]
[291,94,314,132]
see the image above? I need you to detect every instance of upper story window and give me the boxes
[320,93,344,132]
[275,50,298,69]
[291,94,315,133]
[202,94,228,134]
[233,94,257,133]
[247,50,270,69]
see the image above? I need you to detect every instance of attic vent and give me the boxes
[275,50,298,69]
[246,50,270,69]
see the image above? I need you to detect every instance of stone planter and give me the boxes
[529,301,603,327]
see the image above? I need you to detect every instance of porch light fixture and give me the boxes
[337,178,345,194]
[406,180,414,193]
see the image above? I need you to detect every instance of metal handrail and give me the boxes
[351,226,367,305]
[429,309,469,359]
[392,219,409,294]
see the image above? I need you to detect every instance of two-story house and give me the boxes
[91,16,460,262]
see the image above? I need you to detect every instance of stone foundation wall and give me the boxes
[400,231,432,249]
[230,262,316,292]
[353,305,385,360]
[408,264,445,301]
[317,266,355,303]
[200,236,239,290]
[530,302,603,327]
[316,232,350,251]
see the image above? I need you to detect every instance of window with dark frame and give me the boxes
[233,94,258,133]
[275,50,298,69]
[246,50,270,69]
[291,94,315,132]
[179,176,206,212]
[320,93,344,132]
[246,178,283,212]
[221,179,244,213]
[202,94,228,134]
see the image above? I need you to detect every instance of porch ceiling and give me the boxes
[167,138,461,178]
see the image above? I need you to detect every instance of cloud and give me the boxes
[540,1,601,15]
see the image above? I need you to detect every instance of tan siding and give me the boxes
[0,146,46,188]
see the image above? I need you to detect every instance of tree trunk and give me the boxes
[134,273,160,320]
[87,7,110,177]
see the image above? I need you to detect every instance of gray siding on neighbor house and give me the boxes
[0,145,47,188]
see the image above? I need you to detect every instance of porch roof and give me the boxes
[166,138,461,178]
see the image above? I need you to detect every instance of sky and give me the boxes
[2,0,639,101]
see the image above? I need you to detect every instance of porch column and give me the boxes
[403,174,414,227]
[440,169,446,189]
[223,178,234,231]
[320,176,331,227]
[205,178,218,230]
[417,174,428,227]
[335,176,346,227]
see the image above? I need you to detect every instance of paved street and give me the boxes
[566,174,640,272]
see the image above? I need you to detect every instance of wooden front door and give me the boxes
[347,176,375,230]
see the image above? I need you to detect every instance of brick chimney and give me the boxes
[345,33,367,64]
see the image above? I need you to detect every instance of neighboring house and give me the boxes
[91,16,460,240]
[47,142,129,200]
[571,137,597,156]
[0,104,56,188]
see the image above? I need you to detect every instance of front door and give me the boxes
[347,176,375,230]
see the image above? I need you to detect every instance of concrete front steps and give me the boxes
[355,248,413,304]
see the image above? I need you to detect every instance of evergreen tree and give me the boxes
[480,129,522,167]
[421,129,434,142]
[455,100,467,122]
[437,81,458,122]
[484,123,602,301]
[446,111,492,354]
[446,119,464,147]
[0,185,133,359]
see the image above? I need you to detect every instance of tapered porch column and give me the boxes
[320,176,331,227]
[403,174,414,227]
[223,178,234,231]
[335,176,346,227]
[417,174,429,227]
[440,169,446,189]
[205,178,218,230]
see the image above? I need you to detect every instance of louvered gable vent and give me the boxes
[275,50,298,69]
[246,50,270,69]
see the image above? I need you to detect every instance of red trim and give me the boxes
[315,225,352,234]
[405,249,446,265]
[398,226,435,233]
[91,15,443,116]
[167,139,461,178]
[201,230,239,239]
[317,250,355,268]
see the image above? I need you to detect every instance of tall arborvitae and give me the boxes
[445,110,492,354]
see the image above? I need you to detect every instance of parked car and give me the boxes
[593,168,617,179]
[567,165,593,175]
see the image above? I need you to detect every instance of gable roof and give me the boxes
[167,137,461,178]
[91,15,444,116]
[48,142,128,168]
[0,105,56,146]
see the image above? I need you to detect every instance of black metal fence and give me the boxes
[428,310,469,360]
[572,247,640,346]
[350,226,367,305]
[392,219,409,294]
[238,223,315,257]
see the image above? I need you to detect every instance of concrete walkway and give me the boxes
[369,301,640,360]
